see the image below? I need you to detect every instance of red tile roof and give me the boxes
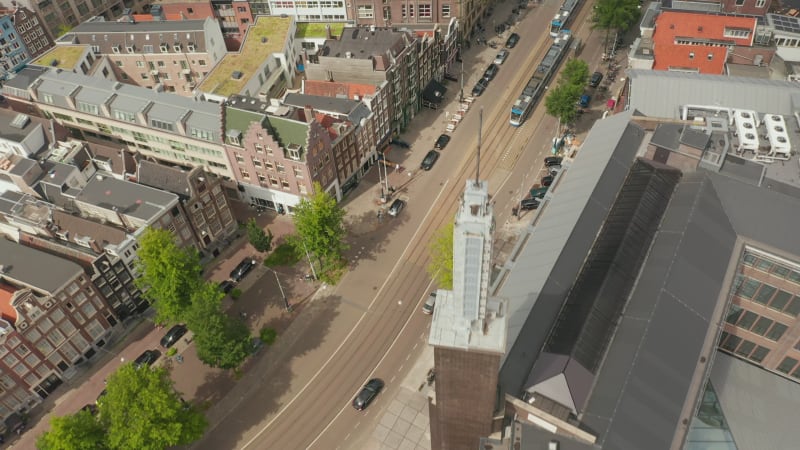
[653,11,757,74]
[302,80,377,101]
[131,13,185,21]
[0,284,18,323]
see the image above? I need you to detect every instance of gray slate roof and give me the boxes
[136,160,193,198]
[75,175,177,222]
[627,69,800,118]
[0,238,82,294]
[70,19,208,33]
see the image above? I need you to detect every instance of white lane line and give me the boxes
[306,278,437,450]
[240,180,449,450]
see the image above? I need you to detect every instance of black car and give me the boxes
[506,33,520,48]
[420,150,440,171]
[133,349,161,369]
[471,80,487,97]
[352,378,385,410]
[218,280,235,294]
[520,198,540,210]
[387,199,405,217]
[541,175,554,187]
[230,258,256,282]
[160,324,188,348]
[482,64,499,82]
[434,134,451,150]
[544,156,563,167]
[589,71,603,87]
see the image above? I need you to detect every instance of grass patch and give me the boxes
[165,348,178,357]
[264,243,301,267]
[230,288,242,300]
[260,327,277,345]
[295,22,345,39]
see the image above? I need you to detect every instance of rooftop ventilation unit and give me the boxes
[733,110,759,153]
[231,71,243,80]
[764,114,791,159]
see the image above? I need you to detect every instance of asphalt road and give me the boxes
[193,1,609,448]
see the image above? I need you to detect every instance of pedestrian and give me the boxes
[512,206,519,218]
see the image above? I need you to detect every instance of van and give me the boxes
[422,292,436,314]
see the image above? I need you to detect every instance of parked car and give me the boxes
[352,378,385,410]
[230,258,256,282]
[506,33,520,48]
[420,150,440,171]
[387,199,405,217]
[434,134,451,150]
[471,80,487,97]
[579,94,591,108]
[482,64,499,82]
[494,49,509,65]
[133,349,161,369]
[218,280,235,294]
[521,198,540,210]
[530,186,549,199]
[544,156,563,167]
[541,175,554,187]
[589,71,603,87]
[423,292,437,314]
[160,324,188,348]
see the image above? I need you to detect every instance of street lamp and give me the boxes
[265,267,291,312]
[459,46,464,102]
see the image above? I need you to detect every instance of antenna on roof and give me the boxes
[475,107,482,187]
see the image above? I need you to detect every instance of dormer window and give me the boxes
[126,45,135,53]
[112,45,120,53]
[173,44,182,52]
[287,144,301,161]
[187,43,196,52]
[226,129,242,145]
[160,44,169,52]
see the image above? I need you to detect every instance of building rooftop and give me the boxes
[295,22,345,39]
[283,92,360,115]
[50,209,128,250]
[319,27,410,70]
[0,110,43,148]
[75,175,177,222]
[0,238,82,294]
[31,45,88,71]
[67,17,208,34]
[2,66,49,92]
[198,16,292,97]
[627,69,800,118]
[224,106,265,137]
[302,79,377,100]
[266,116,309,150]
[136,160,193,198]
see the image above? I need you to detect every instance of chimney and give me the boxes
[303,106,315,124]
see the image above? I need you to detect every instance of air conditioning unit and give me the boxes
[187,43,195,52]
[44,300,53,308]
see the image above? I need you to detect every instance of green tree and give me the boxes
[37,410,107,450]
[99,364,207,450]
[592,0,641,46]
[134,228,202,324]
[246,218,273,252]
[545,83,583,128]
[427,222,454,290]
[55,24,73,38]
[559,59,590,87]
[291,182,347,281]
[186,282,251,369]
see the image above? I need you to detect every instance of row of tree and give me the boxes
[38,364,207,450]
[545,58,591,129]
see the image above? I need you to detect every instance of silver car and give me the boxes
[494,49,509,65]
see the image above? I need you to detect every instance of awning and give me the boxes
[422,79,447,104]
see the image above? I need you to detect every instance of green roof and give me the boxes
[32,45,88,70]
[224,108,264,135]
[266,116,308,150]
[295,22,345,39]
[199,16,293,97]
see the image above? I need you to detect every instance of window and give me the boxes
[115,60,123,67]
[160,44,169,52]
[151,119,174,131]
[735,340,755,357]
[77,101,99,114]
[754,284,776,305]
[190,128,213,140]
[737,278,760,299]
[143,44,154,53]
[419,3,431,18]
[383,6,391,20]
[173,44,182,52]
[777,356,798,374]
[751,317,773,336]
[402,4,414,17]
[770,290,792,312]
[114,110,135,122]
[737,310,758,330]
[755,258,774,272]
[755,0,766,7]
[42,93,54,104]
[126,45,134,53]
[721,334,741,352]
[786,297,800,317]
[240,169,250,179]
[750,345,769,362]
[735,0,744,5]
[725,305,743,324]
[276,163,285,173]
[358,5,374,18]
[136,61,144,68]
[442,4,451,18]
[766,322,788,341]
[112,45,120,53]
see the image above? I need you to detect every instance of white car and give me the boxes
[494,49,509,65]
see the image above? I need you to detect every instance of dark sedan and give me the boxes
[434,134,451,150]
[420,150,440,171]
[471,80,487,97]
[230,258,256,282]
[133,349,161,369]
[160,324,188,348]
[352,378,384,411]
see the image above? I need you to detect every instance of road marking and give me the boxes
[240,182,448,450]
[306,276,437,450]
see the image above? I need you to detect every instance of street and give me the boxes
[191,0,616,448]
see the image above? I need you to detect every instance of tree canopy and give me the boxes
[291,182,347,282]
[186,282,252,369]
[100,364,207,450]
[427,222,454,290]
[246,218,273,253]
[559,59,590,87]
[545,83,583,127]
[37,410,107,450]
[593,0,641,37]
[134,228,201,325]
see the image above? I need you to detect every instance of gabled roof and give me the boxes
[652,11,757,74]
[0,284,18,323]
[136,160,194,198]
[0,238,82,294]
[265,116,309,150]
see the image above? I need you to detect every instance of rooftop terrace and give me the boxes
[31,45,88,71]
[295,22,345,39]
[198,16,292,97]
